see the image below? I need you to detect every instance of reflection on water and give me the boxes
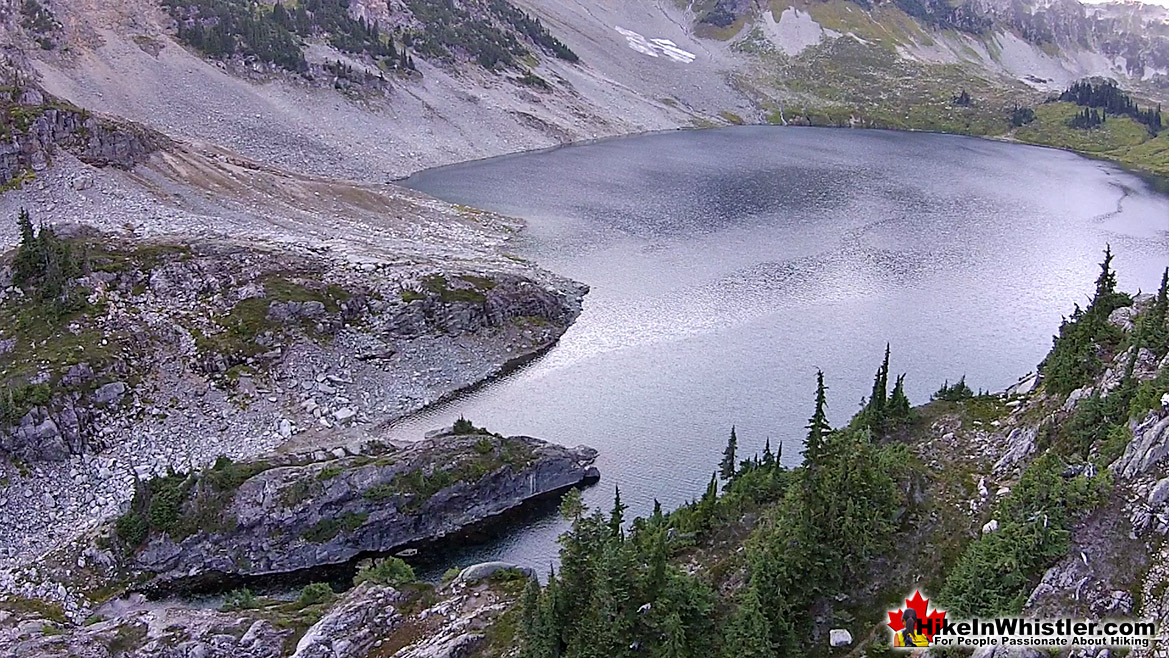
[400,127,1169,575]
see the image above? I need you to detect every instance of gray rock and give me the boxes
[128,435,599,587]
[93,382,127,406]
[1107,306,1137,332]
[994,426,1037,475]
[829,629,852,647]
[292,583,403,658]
[1151,478,1169,507]
[455,561,534,584]
[1113,412,1169,478]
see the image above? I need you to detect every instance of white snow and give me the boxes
[615,26,697,63]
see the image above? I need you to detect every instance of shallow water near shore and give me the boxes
[398,126,1169,576]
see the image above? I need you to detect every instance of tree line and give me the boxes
[161,0,574,75]
[1059,79,1163,134]
[517,347,920,657]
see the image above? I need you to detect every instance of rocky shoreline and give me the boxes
[0,428,598,625]
[0,226,589,571]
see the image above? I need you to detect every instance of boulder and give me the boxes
[1150,478,1169,507]
[994,426,1037,475]
[455,561,535,584]
[1113,412,1169,479]
[93,381,127,406]
[829,629,852,647]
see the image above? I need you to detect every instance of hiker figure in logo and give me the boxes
[894,608,929,647]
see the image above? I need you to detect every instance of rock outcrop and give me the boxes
[124,433,597,588]
[0,564,524,658]
[0,231,586,465]
[1,87,166,188]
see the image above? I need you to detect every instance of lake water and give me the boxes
[398,126,1169,576]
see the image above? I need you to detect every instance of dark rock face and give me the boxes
[1,87,166,187]
[386,274,584,338]
[130,434,599,587]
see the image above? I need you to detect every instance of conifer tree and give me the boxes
[644,529,668,599]
[866,344,891,426]
[519,576,542,657]
[720,426,738,485]
[803,370,830,463]
[559,488,585,522]
[888,373,912,423]
[1091,244,1118,316]
[660,611,689,658]
[720,587,774,658]
[532,572,561,658]
[761,438,775,469]
[609,486,627,538]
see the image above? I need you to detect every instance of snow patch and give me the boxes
[760,8,834,57]
[615,26,697,63]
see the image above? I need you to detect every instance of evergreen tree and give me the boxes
[560,488,585,522]
[720,587,774,658]
[803,370,830,462]
[888,373,912,423]
[645,529,668,599]
[1091,244,1117,313]
[720,426,738,485]
[761,438,775,469]
[866,343,891,425]
[609,486,627,538]
[659,611,689,658]
[533,572,562,658]
[519,576,542,657]
[12,207,39,285]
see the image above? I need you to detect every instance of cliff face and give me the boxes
[125,433,598,587]
[1,87,165,188]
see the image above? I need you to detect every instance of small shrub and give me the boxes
[932,377,974,402]
[354,556,416,587]
[221,588,259,611]
[114,511,148,547]
[316,465,344,481]
[442,566,462,585]
[297,582,335,608]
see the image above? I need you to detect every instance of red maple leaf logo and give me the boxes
[887,591,947,641]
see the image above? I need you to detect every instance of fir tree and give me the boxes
[720,587,774,658]
[1091,244,1117,314]
[559,488,585,522]
[660,611,689,658]
[761,438,775,469]
[866,343,891,425]
[719,426,738,485]
[803,370,830,463]
[888,373,912,423]
[518,576,542,658]
[609,486,627,538]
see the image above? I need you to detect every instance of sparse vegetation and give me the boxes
[939,453,1111,616]
[301,512,369,543]
[221,588,260,611]
[296,582,336,608]
[354,556,417,587]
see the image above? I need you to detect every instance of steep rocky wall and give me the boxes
[127,434,598,588]
[1,87,165,187]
